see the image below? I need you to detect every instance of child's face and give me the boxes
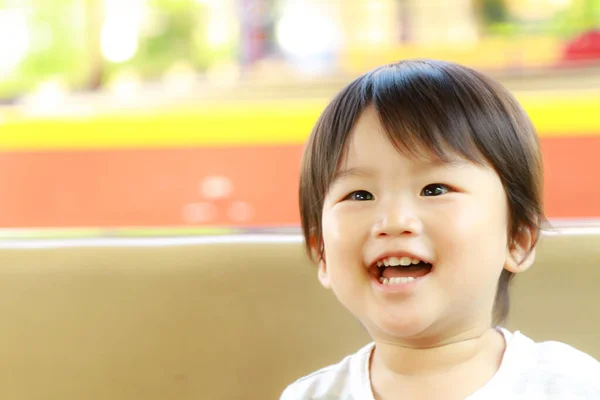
[318,107,517,343]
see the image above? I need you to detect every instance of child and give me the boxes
[281,59,600,399]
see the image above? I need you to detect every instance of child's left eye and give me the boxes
[421,183,450,197]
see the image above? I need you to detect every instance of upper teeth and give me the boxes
[377,256,422,268]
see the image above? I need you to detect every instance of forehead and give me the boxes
[340,107,469,170]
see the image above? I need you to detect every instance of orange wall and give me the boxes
[0,135,598,228]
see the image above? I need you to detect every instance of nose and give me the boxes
[371,200,423,238]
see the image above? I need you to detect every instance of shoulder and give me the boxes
[280,343,374,400]
[508,331,600,395]
[518,332,600,375]
[532,337,600,378]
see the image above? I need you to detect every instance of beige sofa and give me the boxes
[0,227,598,399]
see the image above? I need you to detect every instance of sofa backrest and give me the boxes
[0,227,598,399]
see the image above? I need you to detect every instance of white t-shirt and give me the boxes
[281,329,600,399]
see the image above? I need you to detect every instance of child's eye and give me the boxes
[344,190,374,201]
[421,183,450,197]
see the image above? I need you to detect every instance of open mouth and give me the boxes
[370,256,433,285]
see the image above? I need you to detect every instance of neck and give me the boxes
[371,326,505,377]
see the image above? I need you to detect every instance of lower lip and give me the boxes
[371,271,431,294]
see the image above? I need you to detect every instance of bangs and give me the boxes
[306,59,524,204]
[307,60,537,196]
[367,63,491,165]
[358,62,526,169]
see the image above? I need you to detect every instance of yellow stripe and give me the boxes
[0,94,598,151]
[0,100,327,151]
[518,92,600,135]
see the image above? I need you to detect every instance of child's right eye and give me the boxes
[344,190,374,201]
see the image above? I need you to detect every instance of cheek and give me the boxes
[322,206,370,242]
[431,199,509,266]
[429,200,508,308]
[321,207,370,266]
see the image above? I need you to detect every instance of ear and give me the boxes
[317,258,331,289]
[309,235,331,289]
[504,225,537,274]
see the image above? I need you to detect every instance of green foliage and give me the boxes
[481,0,509,24]
[548,0,600,39]
[0,0,239,99]
[0,0,89,98]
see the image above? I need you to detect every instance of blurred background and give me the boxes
[0,0,599,238]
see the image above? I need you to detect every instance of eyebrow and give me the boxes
[330,167,374,185]
[331,158,470,185]
[425,157,470,168]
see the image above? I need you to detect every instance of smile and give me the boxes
[371,255,433,287]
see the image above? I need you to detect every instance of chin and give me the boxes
[368,314,436,342]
